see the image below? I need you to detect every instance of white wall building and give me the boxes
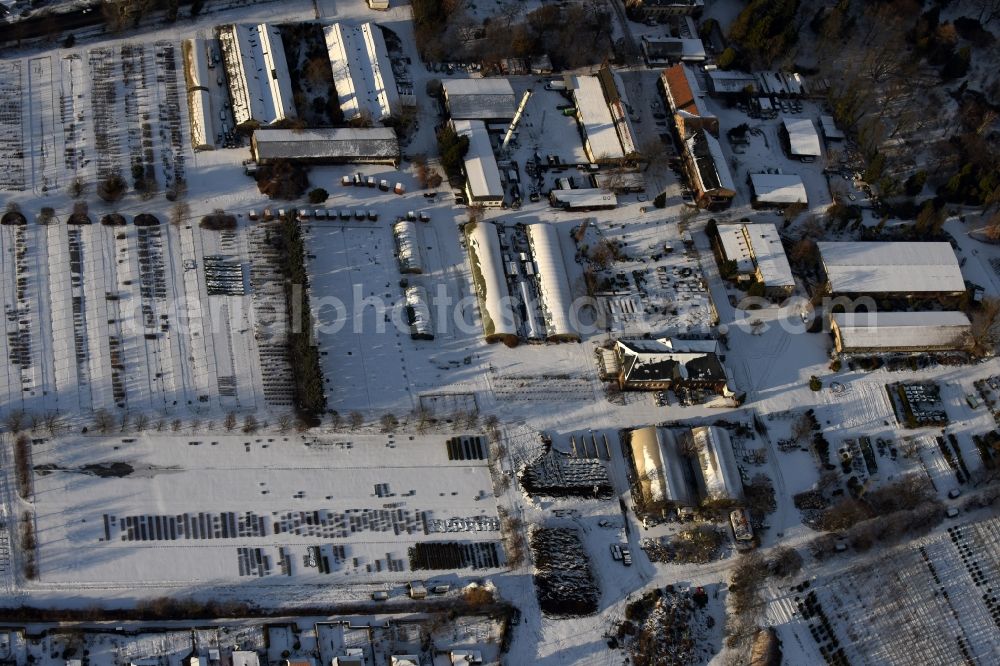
[572,75,625,162]
[749,173,807,207]
[452,119,504,207]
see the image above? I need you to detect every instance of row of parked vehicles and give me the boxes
[341,173,406,194]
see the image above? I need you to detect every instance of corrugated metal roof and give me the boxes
[832,311,971,350]
[750,173,807,204]
[572,75,625,161]
[252,128,399,161]
[782,117,821,156]
[819,242,965,294]
[451,119,504,201]
[444,78,516,119]
[527,224,578,340]
[325,23,400,123]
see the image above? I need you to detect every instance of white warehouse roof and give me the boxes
[182,38,212,91]
[187,89,216,151]
[831,311,971,351]
[818,242,965,294]
[782,117,821,157]
[743,224,794,289]
[452,119,504,204]
[690,426,742,501]
[443,78,516,119]
[465,221,516,342]
[325,22,400,123]
[630,426,695,507]
[218,24,296,126]
[572,75,625,162]
[750,173,807,205]
[526,224,579,341]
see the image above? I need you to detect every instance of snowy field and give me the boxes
[30,432,501,585]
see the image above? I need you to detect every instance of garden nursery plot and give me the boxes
[30,432,501,584]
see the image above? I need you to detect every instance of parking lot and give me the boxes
[31,432,501,585]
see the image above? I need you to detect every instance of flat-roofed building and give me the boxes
[830,312,972,353]
[818,242,966,299]
[781,117,821,161]
[451,119,504,207]
[572,75,626,163]
[749,173,807,208]
[705,69,757,96]
[218,24,296,127]
[443,78,516,120]
[324,22,400,123]
[717,223,794,296]
[251,128,399,165]
[641,36,707,65]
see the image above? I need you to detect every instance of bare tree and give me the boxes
[4,410,26,433]
[277,413,293,433]
[171,419,182,432]
[349,411,364,430]
[380,413,399,433]
[970,297,1000,355]
[224,412,237,432]
[133,413,149,432]
[94,409,114,434]
[242,415,259,434]
[329,410,343,430]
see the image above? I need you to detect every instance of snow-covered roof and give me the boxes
[831,311,971,351]
[325,22,400,123]
[630,427,695,507]
[717,225,756,273]
[465,221,516,341]
[750,173,807,204]
[232,652,260,666]
[393,219,423,273]
[443,78,516,119]
[690,426,742,501]
[405,285,433,338]
[218,24,296,126]
[526,224,579,341]
[685,131,735,194]
[187,89,215,151]
[571,75,625,162]
[182,38,212,91]
[742,223,795,288]
[251,128,399,162]
[451,119,504,203]
[706,70,757,95]
[550,188,617,210]
[616,338,727,385]
[782,117,821,157]
[818,242,965,294]
[820,114,846,140]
